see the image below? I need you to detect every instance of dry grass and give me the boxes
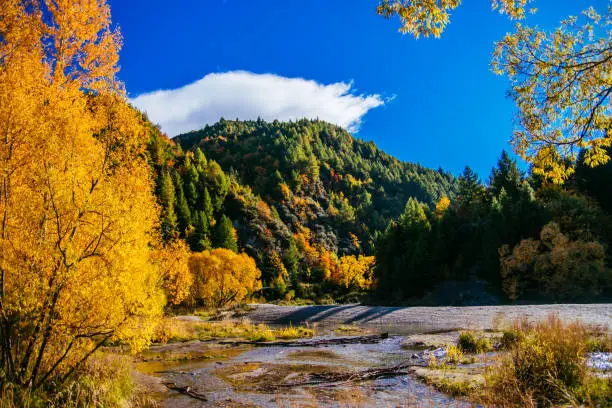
[0,353,158,408]
[482,314,611,407]
[152,317,314,344]
[411,366,485,397]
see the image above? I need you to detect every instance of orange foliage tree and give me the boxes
[0,0,164,391]
[189,249,262,307]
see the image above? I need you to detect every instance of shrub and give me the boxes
[484,314,605,407]
[247,328,276,343]
[445,345,464,364]
[458,331,492,353]
[499,329,524,350]
[275,324,315,340]
[585,333,612,353]
[0,354,148,408]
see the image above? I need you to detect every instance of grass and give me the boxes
[333,324,371,336]
[412,366,485,397]
[275,324,315,340]
[0,353,159,408]
[457,330,492,353]
[152,317,314,344]
[499,328,524,350]
[445,345,464,364]
[482,314,611,407]
[585,329,612,353]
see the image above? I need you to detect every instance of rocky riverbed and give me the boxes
[134,304,611,407]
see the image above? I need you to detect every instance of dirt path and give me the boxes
[246,304,611,334]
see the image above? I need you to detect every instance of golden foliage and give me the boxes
[189,249,262,307]
[155,239,193,305]
[331,255,376,289]
[483,315,609,407]
[377,0,533,38]
[500,222,607,300]
[493,7,612,182]
[0,0,164,390]
[435,196,450,218]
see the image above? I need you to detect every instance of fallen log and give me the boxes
[163,382,207,401]
[219,333,389,348]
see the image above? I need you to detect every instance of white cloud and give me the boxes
[130,71,385,136]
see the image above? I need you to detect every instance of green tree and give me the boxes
[158,169,178,240]
[174,181,192,234]
[489,151,523,199]
[214,215,238,252]
[201,187,214,224]
[190,211,211,252]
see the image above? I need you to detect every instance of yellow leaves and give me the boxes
[155,239,193,305]
[378,0,532,38]
[377,0,460,38]
[492,0,532,20]
[493,8,612,183]
[500,222,607,301]
[189,248,262,308]
[435,196,450,217]
[0,0,165,383]
[331,255,376,289]
[279,182,292,200]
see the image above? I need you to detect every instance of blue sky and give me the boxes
[111,0,609,179]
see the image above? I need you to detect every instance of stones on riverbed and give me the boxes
[587,352,612,372]
[406,347,448,366]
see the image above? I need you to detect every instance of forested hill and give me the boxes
[175,118,458,255]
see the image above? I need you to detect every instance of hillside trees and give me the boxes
[0,0,164,392]
[175,119,457,260]
[374,150,612,303]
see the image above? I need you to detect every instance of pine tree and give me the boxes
[194,147,207,168]
[190,211,211,252]
[214,215,238,252]
[490,150,523,198]
[202,187,214,224]
[173,171,192,234]
[159,169,178,240]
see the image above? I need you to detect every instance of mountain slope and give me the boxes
[175,118,458,256]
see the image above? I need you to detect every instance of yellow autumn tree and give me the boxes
[493,7,612,182]
[378,1,611,183]
[435,196,450,218]
[331,255,376,289]
[155,239,193,305]
[189,249,262,308]
[0,0,164,392]
[500,222,609,301]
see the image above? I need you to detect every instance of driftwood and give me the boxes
[163,382,208,401]
[259,359,424,392]
[220,333,389,348]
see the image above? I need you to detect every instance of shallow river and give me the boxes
[138,334,473,407]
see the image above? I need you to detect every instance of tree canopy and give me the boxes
[0,0,164,391]
[379,1,612,183]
